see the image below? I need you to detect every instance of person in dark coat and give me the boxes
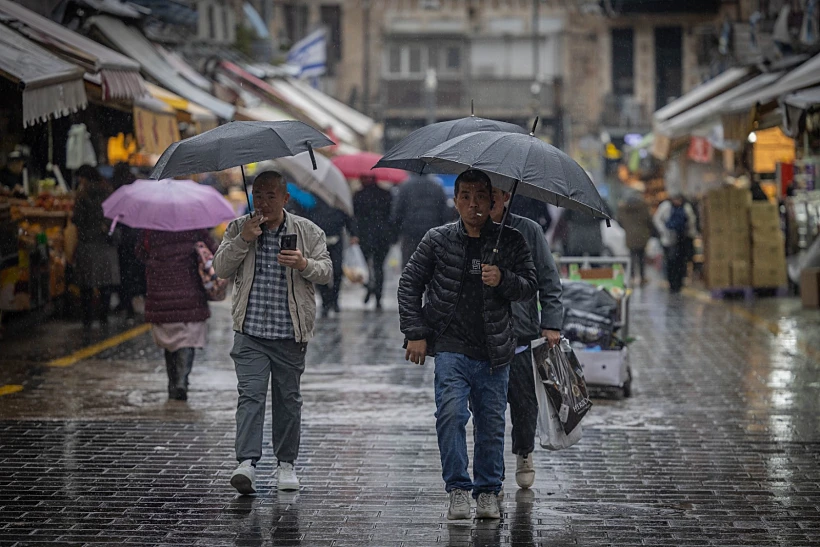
[136,229,217,401]
[390,174,451,267]
[555,209,604,257]
[398,169,538,520]
[307,198,358,317]
[112,163,145,318]
[510,195,552,233]
[72,165,120,329]
[617,193,653,285]
[353,175,393,309]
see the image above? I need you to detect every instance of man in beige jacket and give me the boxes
[214,171,332,495]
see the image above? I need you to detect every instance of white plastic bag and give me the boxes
[342,244,369,285]
[532,339,583,450]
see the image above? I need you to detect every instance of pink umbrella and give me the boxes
[103,179,237,232]
[331,151,408,184]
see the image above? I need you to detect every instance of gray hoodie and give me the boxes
[507,213,563,343]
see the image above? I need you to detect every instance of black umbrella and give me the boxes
[150,121,335,212]
[420,119,610,261]
[373,110,526,173]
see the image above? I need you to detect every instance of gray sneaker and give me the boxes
[447,489,471,520]
[475,492,501,519]
[230,459,257,495]
[516,453,535,489]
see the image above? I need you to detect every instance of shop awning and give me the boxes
[0,0,146,101]
[656,71,783,138]
[726,52,820,113]
[89,15,234,120]
[780,85,820,137]
[145,82,219,133]
[284,77,375,139]
[219,60,359,148]
[235,103,295,122]
[0,23,87,127]
[653,66,751,125]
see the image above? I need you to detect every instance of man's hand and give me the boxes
[349,236,360,246]
[542,329,561,348]
[240,213,268,243]
[405,339,427,365]
[481,264,502,287]
[278,249,307,271]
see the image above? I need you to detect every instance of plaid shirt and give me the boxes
[243,217,295,340]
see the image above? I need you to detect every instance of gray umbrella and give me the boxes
[420,120,610,261]
[373,114,526,173]
[150,121,335,211]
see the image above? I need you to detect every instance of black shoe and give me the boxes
[169,387,187,401]
[364,288,371,304]
[375,298,382,311]
[332,303,340,313]
[321,308,330,318]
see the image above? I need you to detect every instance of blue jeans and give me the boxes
[434,352,509,497]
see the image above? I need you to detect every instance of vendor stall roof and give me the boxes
[285,77,375,138]
[0,0,146,101]
[656,71,783,138]
[653,66,751,125]
[89,15,234,120]
[0,23,87,127]
[145,82,218,125]
[726,52,820,113]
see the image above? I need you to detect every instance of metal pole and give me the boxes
[533,0,540,85]
[362,0,371,116]
[240,164,252,213]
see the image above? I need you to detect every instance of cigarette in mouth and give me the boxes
[476,213,483,217]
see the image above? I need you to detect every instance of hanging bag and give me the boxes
[533,338,593,435]
[533,340,583,450]
[195,241,228,301]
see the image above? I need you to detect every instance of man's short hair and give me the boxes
[254,170,287,191]
[454,169,492,197]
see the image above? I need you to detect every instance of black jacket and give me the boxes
[354,184,393,250]
[390,175,451,241]
[398,219,538,369]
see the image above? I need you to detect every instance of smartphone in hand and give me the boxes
[280,233,297,251]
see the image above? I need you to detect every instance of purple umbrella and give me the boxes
[103,179,236,232]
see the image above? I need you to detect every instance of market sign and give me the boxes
[688,136,714,164]
[133,106,180,156]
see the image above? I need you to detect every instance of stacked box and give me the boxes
[749,201,787,287]
[703,187,751,288]
[730,260,750,286]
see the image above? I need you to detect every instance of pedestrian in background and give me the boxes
[554,208,605,258]
[618,193,653,286]
[398,169,537,520]
[489,187,562,492]
[308,198,358,317]
[136,228,215,401]
[653,193,698,293]
[213,171,332,495]
[112,163,145,318]
[390,174,451,268]
[354,174,392,310]
[72,165,119,330]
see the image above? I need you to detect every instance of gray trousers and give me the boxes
[230,333,307,464]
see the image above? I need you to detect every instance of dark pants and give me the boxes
[630,248,646,281]
[508,347,538,456]
[164,347,194,400]
[362,241,390,303]
[80,286,113,327]
[318,242,343,311]
[664,244,687,293]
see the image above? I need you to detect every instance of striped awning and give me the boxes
[0,23,87,127]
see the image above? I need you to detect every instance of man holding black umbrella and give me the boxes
[398,169,537,520]
[213,171,332,495]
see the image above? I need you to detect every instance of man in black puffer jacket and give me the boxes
[398,169,537,521]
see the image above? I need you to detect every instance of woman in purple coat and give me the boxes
[136,229,217,401]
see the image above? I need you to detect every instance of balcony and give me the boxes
[599,94,651,131]
[381,77,555,120]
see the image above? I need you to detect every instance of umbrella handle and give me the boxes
[490,179,520,266]
[241,164,252,213]
[307,141,318,170]
[108,215,121,236]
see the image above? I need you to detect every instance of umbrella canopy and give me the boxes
[420,130,610,220]
[151,121,334,180]
[270,151,353,216]
[103,179,237,232]
[374,116,527,173]
[332,151,408,184]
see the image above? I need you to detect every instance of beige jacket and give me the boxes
[213,212,332,342]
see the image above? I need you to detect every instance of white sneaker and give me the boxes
[475,492,501,519]
[447,489,471,520]
[516,453,535,489]
[230,459,256,495]
[276,462,300,491]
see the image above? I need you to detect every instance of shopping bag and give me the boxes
[532,338,593,435]
[342,244,369,285]
[194,241,228,301]
[533,339,582,450]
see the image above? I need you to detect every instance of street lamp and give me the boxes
[425,67,438,125]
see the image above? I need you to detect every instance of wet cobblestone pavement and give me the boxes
[1,279,819,546]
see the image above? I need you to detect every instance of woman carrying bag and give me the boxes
[136,229,218,401]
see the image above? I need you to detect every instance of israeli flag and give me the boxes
[287,28,327,79]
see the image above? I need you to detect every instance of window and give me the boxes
[388,46,402,74]
[408,46,423,74]
[321,5,342,67]
[208,3,216,40]
[611,28,634,96]
[222,6,231,42]
[445,46,461,71]
[283,2,309,44]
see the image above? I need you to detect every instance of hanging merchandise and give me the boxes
[66,124,97,169]
[801,0,819,46]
